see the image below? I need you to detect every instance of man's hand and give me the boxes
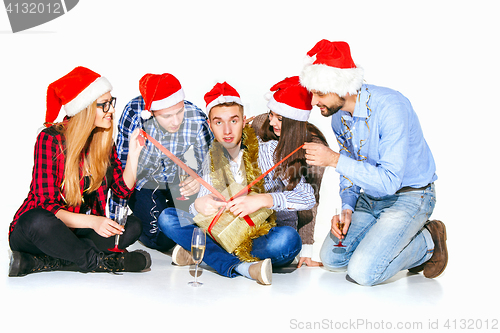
[226,193,273,218]
[331,209,352,240]
[303,142,339,167]
[194,194,227,216]
[179,175,200,198]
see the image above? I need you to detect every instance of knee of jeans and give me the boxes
[268,226,301,257]
[319,245,348,270]
[346,259,380,286]
[157,207,180,234]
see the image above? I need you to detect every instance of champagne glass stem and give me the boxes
[194,263,199,284]
[115,234,120,247]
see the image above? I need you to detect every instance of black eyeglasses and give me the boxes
[96,97,117,113]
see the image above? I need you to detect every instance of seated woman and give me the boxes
[252,76,329,268]
[8,66,151,277]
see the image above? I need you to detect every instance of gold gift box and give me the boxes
[193,183,273,253]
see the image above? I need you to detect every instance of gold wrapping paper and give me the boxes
[193,183,274,255]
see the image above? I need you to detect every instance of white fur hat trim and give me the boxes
[64,77,112,117]
[300,63,364,97]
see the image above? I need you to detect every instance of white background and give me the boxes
[1,0,499,331]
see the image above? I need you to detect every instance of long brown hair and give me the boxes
[55,102,114,206]
[259,113,328,190]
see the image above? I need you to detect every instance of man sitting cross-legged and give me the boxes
[157,82,316,285]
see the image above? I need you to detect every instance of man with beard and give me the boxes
[301,40,447,286]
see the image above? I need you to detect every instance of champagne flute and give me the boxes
[334,208,346,248]
[108,205,129,253]
[188,227,206,287]
[176,166,189,201]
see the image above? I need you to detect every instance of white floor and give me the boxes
[1,171,498,333]
[1,233,497,333]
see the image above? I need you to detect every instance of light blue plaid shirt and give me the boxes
[334,84,437,212]
[116,96,213,188]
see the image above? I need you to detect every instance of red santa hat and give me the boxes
[139,73,185,119]
[300,40,364,97]
[204,82,243,113]
[265,76,312,122]
[45,66,112,124]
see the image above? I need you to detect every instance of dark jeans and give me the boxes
[128,183,193,252]
[9,208,142,271]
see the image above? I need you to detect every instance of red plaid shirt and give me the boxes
[9,126,133,235]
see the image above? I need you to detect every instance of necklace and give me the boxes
[337,86,373,193]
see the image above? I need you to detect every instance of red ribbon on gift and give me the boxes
[139,129,304,241]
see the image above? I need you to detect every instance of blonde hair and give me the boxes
[57,102,114,207]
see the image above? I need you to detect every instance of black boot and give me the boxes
[9,251,66,277]
[93,250,152,273]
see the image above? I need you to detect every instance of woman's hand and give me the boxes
[244,116,255,126]
[123,128,144,190]
[129,128,145,158]
[297,257,323,268]
[90,215,124,238]
[56,210,124,238]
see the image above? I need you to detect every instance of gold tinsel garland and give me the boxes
[209,126,276,262]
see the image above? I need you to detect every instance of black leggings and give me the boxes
[9,208,142,271]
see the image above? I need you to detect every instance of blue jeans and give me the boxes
[158,208,302,277]
[320,184,436,286]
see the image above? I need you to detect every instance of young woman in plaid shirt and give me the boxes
[8,67,151,277]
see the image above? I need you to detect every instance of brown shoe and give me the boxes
[408,263,424,274]
[249,258,272,285]
[172,245,195,266]
[409,220,448,278]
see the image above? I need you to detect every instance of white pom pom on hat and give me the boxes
[140,110,152,120]
[299,40,364,97]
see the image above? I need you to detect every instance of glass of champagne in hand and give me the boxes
[176,166,189,201]
[108,205,129,253]
[188,227,206,287]
[334,208,346,248]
